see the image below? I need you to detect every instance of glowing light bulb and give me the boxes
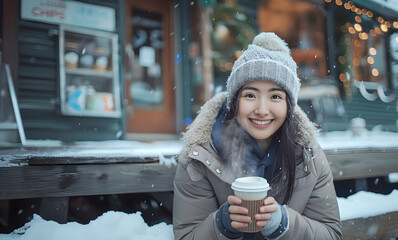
[354,23,362,32]
[372,68,379,76]
[367,11,373,17]
[369,48,377,55]
[339,73,347,82]
[380,24,388,32]
[358,32,367,40]
[367,56,374,64]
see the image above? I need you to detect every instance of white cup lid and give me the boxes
[231,176,270,193]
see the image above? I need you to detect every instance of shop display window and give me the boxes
[126,8,164,108]
[257,0,328,84]
[59,26,121,117]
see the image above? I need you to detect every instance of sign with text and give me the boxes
[21,0,115,32]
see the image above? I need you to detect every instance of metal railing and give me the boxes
[0,63,26,145]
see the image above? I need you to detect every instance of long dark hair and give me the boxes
[222,88,300,204]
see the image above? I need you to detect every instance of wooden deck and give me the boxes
[0,145,397,238]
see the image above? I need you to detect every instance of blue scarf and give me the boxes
[211,100,281,182]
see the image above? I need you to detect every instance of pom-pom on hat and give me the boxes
[226,32,301,109]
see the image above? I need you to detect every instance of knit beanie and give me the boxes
[226,32,301,109]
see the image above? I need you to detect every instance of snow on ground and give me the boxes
[0,212,174,240]
[317,129,398,150]
[0,190,397,240]
[337,189,398,221]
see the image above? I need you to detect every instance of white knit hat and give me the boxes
[226,32,301,108]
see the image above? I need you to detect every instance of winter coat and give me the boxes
[173,93,342,240]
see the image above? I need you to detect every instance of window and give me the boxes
[333,2,390,98]
[258,0,327,84]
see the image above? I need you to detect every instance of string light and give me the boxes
[354,23,362,32]
[325,0,395,96]
[348,26,356,34]
[367,56,374,64]
[380,24,388,32]
[339,73,347,82]
[369,47,377,55]
[359,32,368,40]
[367,11,373,18]
[372,68,379,76]
[325,0,396,34]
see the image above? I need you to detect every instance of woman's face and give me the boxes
[236,80,288,148]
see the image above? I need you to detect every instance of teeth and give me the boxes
[251,119,271,125]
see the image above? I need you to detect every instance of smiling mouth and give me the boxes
[250,119,272,125]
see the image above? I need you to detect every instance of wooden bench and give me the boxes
[341,211,398,240]
[325,147,398,239]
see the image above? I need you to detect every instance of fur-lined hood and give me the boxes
[180,92,317,161]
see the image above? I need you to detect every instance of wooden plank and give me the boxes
[28,156,158,165]
[0,163,176,200]
[342,211,398,239]
[325,147,398,180]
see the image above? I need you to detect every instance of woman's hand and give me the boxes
[255,197,278,227]
[227,195,278,229]
[228,195,251,229]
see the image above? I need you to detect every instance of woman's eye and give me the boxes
[271,95,282,99]
[245,93,255,98]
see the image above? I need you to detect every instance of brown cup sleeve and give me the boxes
[237,198,265,233]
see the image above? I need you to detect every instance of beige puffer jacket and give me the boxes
[173,93,342,240]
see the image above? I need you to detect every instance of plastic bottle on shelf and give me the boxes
[94,47,109,72]
[85,85,97,110]
[79,42,95,69]
[65,42,79,69]
[66,80,86,112]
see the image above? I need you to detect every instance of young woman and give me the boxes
[173,32,342,240]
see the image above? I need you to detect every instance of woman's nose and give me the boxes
[254,101,270,116]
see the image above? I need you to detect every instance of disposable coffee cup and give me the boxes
[231,176,270,232]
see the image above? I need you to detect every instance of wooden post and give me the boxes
[2,0,19,88]
[40,197,69,224]
[200,7,214,102]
